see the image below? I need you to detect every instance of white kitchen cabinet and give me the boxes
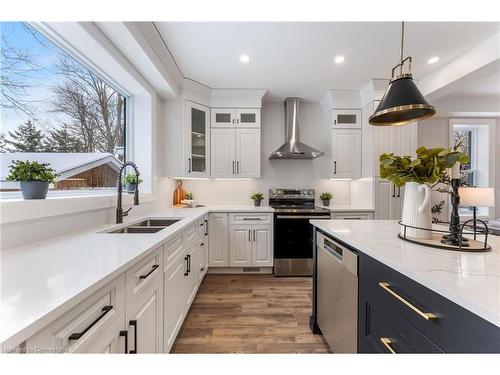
[211,128,236,177]
[235,128,261,177]
[125,279,163,354]
[163,249,187,351]
[370,100,417,176]
[208,213,229,267]
[229,225,253,266]
[210,128,261,178]
[332,109,362,129]
[25,274,126,354]
[330,212,374,220]
[211,108,261,128]
[252,225,273,267]
[164,99,210,178]
[331,129,362,178]
[211,108,236,127]
[374,178,404,220]
[236,108,261,128]
[184,241,199,308]
[186,101,210,177]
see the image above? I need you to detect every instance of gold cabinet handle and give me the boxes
[380,337,396,354]
[378,282,437,320]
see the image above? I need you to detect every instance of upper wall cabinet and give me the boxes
[187,102,210,177]
[164,100,210,178]
[331,129,362,178]
[211,108,261,128]
[332,109,362,129]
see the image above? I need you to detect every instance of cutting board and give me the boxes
[173,180,186,206]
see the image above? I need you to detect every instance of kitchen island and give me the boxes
[309,220,500,353]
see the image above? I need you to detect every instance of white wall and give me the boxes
[180,101,371,206]
[496,119,500,218]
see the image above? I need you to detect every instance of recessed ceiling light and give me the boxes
[428,56,439,64]
[240,54,250,63]
[334,55,345,64]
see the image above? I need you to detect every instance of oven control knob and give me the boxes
[271,189,276,196]
[308,190,313,195]
[302,190,307,195]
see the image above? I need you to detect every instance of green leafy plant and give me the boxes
[122,172,142,185]
[6,160,57,183]
[251,192,264,201]
[320,192,333,201]
[185,192,193,200]
[379,146,469,187]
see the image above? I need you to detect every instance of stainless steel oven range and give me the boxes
[269,188,331,276]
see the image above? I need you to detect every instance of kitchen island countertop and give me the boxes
[310,219,500,328]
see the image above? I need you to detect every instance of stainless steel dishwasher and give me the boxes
[316,231,358,353]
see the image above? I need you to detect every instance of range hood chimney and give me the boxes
[269,97,324,159]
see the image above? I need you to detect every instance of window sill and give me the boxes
[1,192,156,225]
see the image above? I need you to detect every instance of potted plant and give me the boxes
[6,160,57,200]
[185,192,193,200]
[251,192,264,207]
[320,192,333,206]
[380,146,468,239]
[122,172,142,193]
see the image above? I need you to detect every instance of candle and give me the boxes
[450,162,460,179]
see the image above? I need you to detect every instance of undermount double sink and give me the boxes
[105,218,182,234]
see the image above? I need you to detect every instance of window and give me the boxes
[1,22,127,199]
[450,119,496,217]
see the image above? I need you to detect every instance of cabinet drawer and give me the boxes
[359,253,500,352]
[229,213,271,225]
[125,247,162,304]
[26,274,125,353]
[359,286,443,353]
[183,222,198,245]
[331,212,373,220]
[164,233,184,266]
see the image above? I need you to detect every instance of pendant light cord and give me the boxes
[400,21,405,75]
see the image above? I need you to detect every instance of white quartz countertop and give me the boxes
[316,205,375,212]
[0,205,274,348]
[310,220,500,328]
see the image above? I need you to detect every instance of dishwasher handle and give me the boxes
[317,232,358,276]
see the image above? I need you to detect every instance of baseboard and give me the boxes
[207,267,274,274]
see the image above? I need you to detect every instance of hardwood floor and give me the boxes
[172,274,331,354]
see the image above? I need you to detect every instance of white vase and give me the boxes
[400,181,433,239]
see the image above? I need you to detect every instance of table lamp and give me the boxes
[458,187,495,239]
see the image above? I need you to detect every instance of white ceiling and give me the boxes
[451,71,500,96]
[154,22,500,101]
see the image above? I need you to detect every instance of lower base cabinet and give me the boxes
[124,281,163,354]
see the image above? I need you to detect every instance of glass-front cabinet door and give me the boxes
[236,108,261,128]
[186,101,210,177]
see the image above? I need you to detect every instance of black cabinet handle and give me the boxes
[236,161,239,174]
[392,185,396,198]
[129,320,137,354]
[334,161,337,174]
[119,330,128,354]
[188,158,192,173]
[253,229,256,242]
[248,229,251,242]
[68,305,113,341]
[200,242,204,246]
[139,264,159,279]
[205,219,208,236]
[397,187,401,198]
[184,256,189,276]
[187,254,191,274]
[232,160,235,174]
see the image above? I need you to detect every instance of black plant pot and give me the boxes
[254,200,262,207]
[322,199,331,207]
[20,181,50,199]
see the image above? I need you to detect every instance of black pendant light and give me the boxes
[369,22,435,126]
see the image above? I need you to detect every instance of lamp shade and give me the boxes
[369,75,436,126]
[458,187,495,207]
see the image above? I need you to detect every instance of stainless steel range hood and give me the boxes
[269,97,324,159]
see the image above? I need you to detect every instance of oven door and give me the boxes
[274,214,331,259]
